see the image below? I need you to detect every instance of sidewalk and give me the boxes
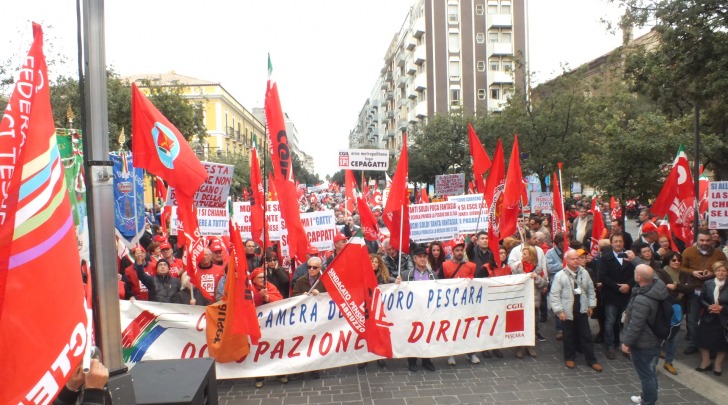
[216,317,721,404]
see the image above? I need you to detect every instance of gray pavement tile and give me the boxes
[489,392,519,401]
[372,399,407,405]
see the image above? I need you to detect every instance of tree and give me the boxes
[291,152,320,186]
[135,79,206,143]
[205,153,250,201]
[612,0,728,177]
[409,114,471,186]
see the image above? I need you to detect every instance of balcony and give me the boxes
[387,130,396,139]
[491,71,514,84]
[414,74,427,91]
[412,18,425,38]
[385,91,394,101]
[397,53,406,67]
[405,35,417,50]
[385,111,395,121]
[414,46,426,65]
[380,80,388,90]
[415,101,428,118]
[407,86,418,99]
[487,14,512,28]
[488,99,508,112]
[490,42,513,56]
[397,76,408,88]
[406,63,417,75]
[408,110,418,123]
[385,72,393,82]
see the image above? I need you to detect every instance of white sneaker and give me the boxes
[469,354,481,364]
[447,356,456,366]
[630,395,641,404]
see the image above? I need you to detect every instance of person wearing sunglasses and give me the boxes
[655,251,691,375]
[263,251,290,298]
[292,256,327,297]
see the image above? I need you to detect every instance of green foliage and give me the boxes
[291,152,320,186]
[409,114,471,185]
[614,0,728,176]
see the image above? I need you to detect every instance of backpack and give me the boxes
[647,295,677,341]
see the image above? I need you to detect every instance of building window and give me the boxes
[475,4,484,15]
[476,33,485,43]
[503,60,513,72]
[451,89,461,106]
[501,31,512,43]
[449,59,461,80]
[448,5,459,24]
[490,59,500,71]
[490,87,500,100]
[448,33,460,52]
[478,89,486,100]
[501,1,511,15]
[488,1,498,14]
[477,61,486,72]
[489,31,499,43]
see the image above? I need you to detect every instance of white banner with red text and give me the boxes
[166,162,234,208]
[120,275,534,378]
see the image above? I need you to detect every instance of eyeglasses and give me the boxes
[671,258,681,263]
[266,258,278,262]
[254,276,265,280]
[308,265,320,269]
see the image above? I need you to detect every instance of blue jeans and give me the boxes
[604,303,625,349]
[662,336,677,363]
[630,346,660,405]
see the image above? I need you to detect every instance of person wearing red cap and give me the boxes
[197,248,225,300]
[124,246,155,300]
[160,242,183,278]
[147,242,163,266]
[636,221,660,258]
[324,234,348,268]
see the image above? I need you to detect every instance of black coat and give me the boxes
[597,249,636,307]
[136,263,182,303]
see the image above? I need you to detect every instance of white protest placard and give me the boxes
[530,191,553,214]
[708,181,728,229]
[408,201,460,242]
[448,194,488,234]
[435,174,465,196]
[169,206,229,236]
[337,149,389,171]
[119,275,534,378]
[231,201,282,241]
[300,210,337,251]
[166,162,234,208]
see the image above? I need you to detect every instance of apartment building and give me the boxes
[349,0,528,154]
[127,72,264,160]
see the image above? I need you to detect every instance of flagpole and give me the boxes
[397,203,404,276]
[557,163,567,239]
[149,171,156,219]
[260,129,269,286]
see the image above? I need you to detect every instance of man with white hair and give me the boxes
[382,238,413,278]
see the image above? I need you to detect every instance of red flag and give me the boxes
[363,181,370,198]
[249,148,265,248]
[176,198,211,300]
[552,172,570,258]
[131,83,207,197]
[485,140,506,267]
[657,215,680,252]
[370,189,383,208]
[0,24,90,404]
[501,135,525,239]
[468,123,491,194]
[420,187,430,203]
[383,134,410,254]
[698,169,709,216]
[320,232,392,357]
[265,56,309,261]
[345,169,357,215]
[155,176,167,201]
[468,181,475,194]
[229,221,261,341]
[358,197,381,241]
[590,203,606,257]
[267,173,278,201]
[651,145,695,243]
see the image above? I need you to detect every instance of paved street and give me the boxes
[217,312,725,405]
[216,217,726,404]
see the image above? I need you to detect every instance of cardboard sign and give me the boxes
[166,162,234,208]
[435,174,465,196]
[448,194,489,234]
[170,206,229,236]
[337,149,389,171]
[530,192,553,214]
[708,181,728,229]
[409,202,460,242]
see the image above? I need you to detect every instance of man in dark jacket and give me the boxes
[467,231,495,278]
[597,232,635,360]
[136,259,182,303]
[620,264,668,405]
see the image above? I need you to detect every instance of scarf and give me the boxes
[714,278,725,304]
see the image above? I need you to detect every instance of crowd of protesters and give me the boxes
[116,190,728,402]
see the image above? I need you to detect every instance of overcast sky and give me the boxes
[1,0,644,177]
